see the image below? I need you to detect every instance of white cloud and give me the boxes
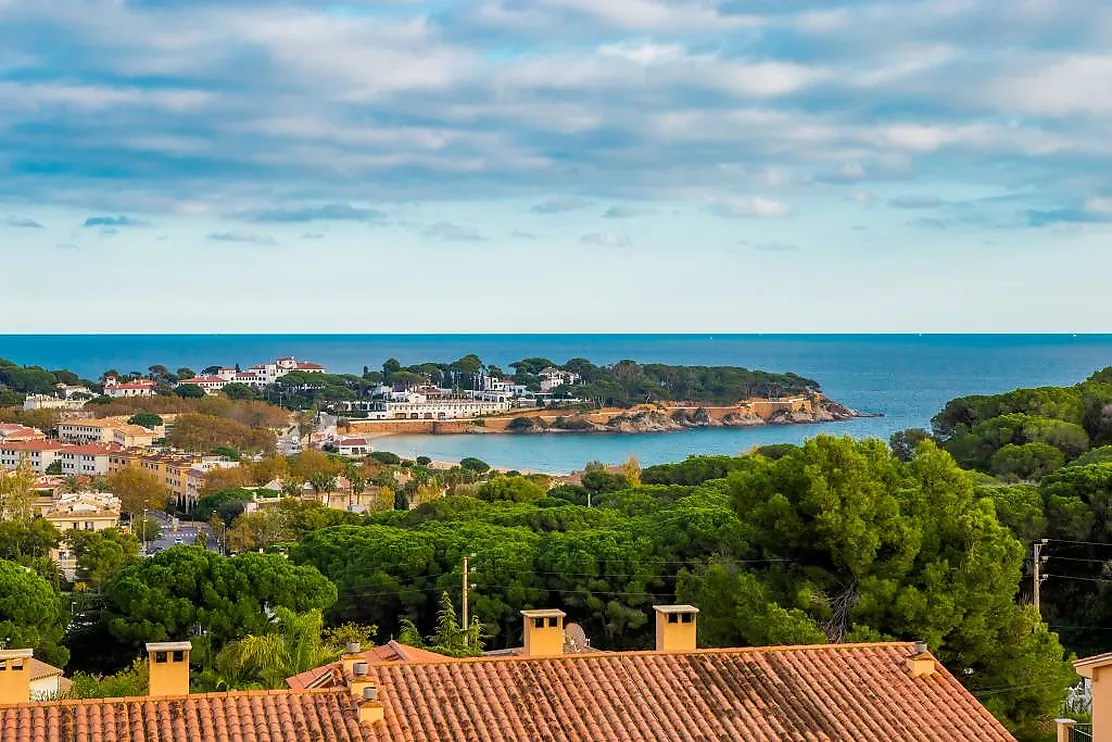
[581,231,630,246]
[711,197,791,219]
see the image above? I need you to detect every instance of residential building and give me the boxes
[28,659,70,701]
[334,438,372,456]
[175,375,231,395]
[539,366,579,393]
[42,491,122,577]
[0,441,117,476]
[22,394,86,411]
[228,356,329,388]
[0,424,45,442]
[103,376,157,398]
[58,417,160,447]
[106,451,239,511]
[55,383,93,399]
[0,604,1015,742]
[368,393,511,420]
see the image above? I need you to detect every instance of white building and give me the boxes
[539,367,580,393]
[103,377,157,398]
[175,375,230,395]
[212,357,327,389]
[368,394,511,420]
[0,441,117,476]
[23,395,86,411]
[334,438,372,456]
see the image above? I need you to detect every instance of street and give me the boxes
[141,510,223,555]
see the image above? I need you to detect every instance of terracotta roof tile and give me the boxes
[0,688,373,742]
[354,642,1014,742]
[286,641,451,690]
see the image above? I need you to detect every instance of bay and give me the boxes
[2,334,1110,472]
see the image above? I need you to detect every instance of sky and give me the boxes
[2,0,1111,333]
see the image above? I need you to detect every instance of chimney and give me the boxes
[340,642,363,676]
[1075,653,1112,742]
[0,649,33,705]
[358,684,385,724]
[146,641,193,697]
[653,605,699,652]
[349,661,375,701]
[907,642,936,678]
[521,609,566,657]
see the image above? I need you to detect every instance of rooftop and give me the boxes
[355,642,1014,742]
[286,641,451,690]
[0,688,372,742]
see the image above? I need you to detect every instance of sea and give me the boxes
[3,334,1111,473]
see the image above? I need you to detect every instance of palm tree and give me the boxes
[60,476,85,494]
[215,608,337,689]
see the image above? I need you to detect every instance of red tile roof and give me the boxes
[109,379,156,390]
[178,376,226,384]
[296,362,325,370]
[287,641,451,690]
[0,688,374,742]
[356,642,1014,742]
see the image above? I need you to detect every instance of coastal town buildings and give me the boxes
[177,356,328,393]
[39,490,122,577]
[0,424,45,442]
[0,441,119,476]
[22,394,87,411]
[367,392,512,420]
[539,366,579,392]
[103,376,157,398]
[58,417,162,447]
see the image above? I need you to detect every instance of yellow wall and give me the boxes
[656,613,697,652]
[0,651,32,705]
[148,650,190,697]
[523,614,565,657]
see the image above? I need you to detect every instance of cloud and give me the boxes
[424,222,484,241]
[54,243,80,251]
[603,205,657,218]
[888,195,947,209]
[711,197,791,219]
[83,216,148,227]
[207,231,277,245]
[530,197,593,214]
[301,232,326,240]
[814,164,867,184]
[2,216,44,228]
[100,227,119,236]
[909,217,951,229]
[512,230,538,240]
[581,231,630,246]
[246,204,386,223]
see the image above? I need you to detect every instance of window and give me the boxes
[154,652,168,664]
[533,618,545,629]
[667,614,679,624]
[547,617,559,628]
[680,613,693,624]
[172,650,185,663]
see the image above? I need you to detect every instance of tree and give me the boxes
[889,428,931,462]
[45,460,63,475]
[226,509,288,553]
[0,559,69,666]
[0,518,60,563]
[103,548,337,652]
[175,384,206,399]
[990,442,1065,481]
[222,383,256,401]
[68,657,148,698]
[106,466,169,514]
[460,457,490,474]
[619,455,641,487]
[676,437,1074,739]
[131,515,163,543]
[0,463,37,522]
[200,467,251,497]
[290,449,344,483]
[67,528,140,590]
[477,476,546,503]
[214,607,338,689]
[176,367,196,380]
[127,412,163,430]
[168,414,276,454]
[416,456,432,466]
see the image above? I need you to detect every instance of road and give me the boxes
[141,510,223,555]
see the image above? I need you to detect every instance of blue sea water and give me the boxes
[2,334,1111,473]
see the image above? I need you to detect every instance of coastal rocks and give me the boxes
[671,408,723,427]
[721,412,766,427]
[606,410,685,433]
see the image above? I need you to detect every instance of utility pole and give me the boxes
[462,554,476,648]
[1033,539,1048,617]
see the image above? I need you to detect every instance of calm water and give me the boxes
[2,334,1111,472]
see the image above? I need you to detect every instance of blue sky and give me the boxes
[1,0,1111,332]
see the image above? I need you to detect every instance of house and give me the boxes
[0,441,118,476]
[22,394,87,411]
[368,392,511,420]
[284,605,1014,742]
[42,491,122,577]
[1066,652,1112,741]
[58,417,159,447]
[538,366,579,393]
[0,424,45,442]
[175,375,230,395]
[0,603,1015,742]
[334,438,372,457]
[102,376,157,398]
[55,384,93,399]
[0,643,384,742]
[28,659,70,701]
